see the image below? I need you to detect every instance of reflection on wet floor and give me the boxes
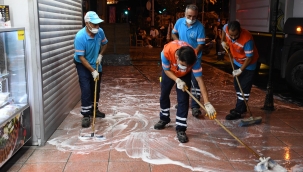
[2,46,303,172]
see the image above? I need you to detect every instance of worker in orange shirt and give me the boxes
[221,21,259,120]
[154,40,216,143]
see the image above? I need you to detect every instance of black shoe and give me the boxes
[177,130,188,143]
[225,110,242,120]
[192,108,202,118]
[82,116,91,128]
[230,108,247,114]
[154,120,170,130]
[175,104,178,109]
[90,109,105,118]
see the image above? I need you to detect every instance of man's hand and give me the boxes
[204,102,217,119]
[232,69,242,77]
[91,70,99,81]
[96,54,103,64]
[175,78,186,91]
[221,41,229,50]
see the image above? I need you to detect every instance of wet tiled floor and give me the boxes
[1,46,303,172]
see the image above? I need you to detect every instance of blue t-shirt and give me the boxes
[172,18,205,59]
[222,24,256,70]
[74,27,108,72]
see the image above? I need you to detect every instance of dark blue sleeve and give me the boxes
[243,40,254,57]
[161,51,170,70]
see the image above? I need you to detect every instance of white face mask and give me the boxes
[87,23,99,34]
[178,63,187,71]
[186,18,196,25]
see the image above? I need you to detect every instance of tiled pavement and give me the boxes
[1,46,303,172]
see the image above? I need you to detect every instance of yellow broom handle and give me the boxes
[185,88,260,158]
[92,64,99,133]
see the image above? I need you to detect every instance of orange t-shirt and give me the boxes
[225,26,259,65]
[162,40,200,78]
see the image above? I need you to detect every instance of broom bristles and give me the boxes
[239,116,262,127]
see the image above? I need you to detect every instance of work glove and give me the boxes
[175,78,186,91]
[96,54,103,64]
[221,41,229,50]
[232,68,242,77]
[204,102,217,119]
[91,70,99,81]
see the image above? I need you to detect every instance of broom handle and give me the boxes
[224,48,253,117]
[92,64,99,134]
[185,89,260,158]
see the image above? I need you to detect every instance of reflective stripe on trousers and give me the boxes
[233,64,255,113]
[75,62,102,116]
[159,70,191,131]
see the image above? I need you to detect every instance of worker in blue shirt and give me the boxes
[172,4,206,118]
[74,11,108,128]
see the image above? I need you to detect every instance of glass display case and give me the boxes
[0,27,31,167]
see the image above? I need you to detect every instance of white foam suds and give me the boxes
[258,164,288,172]
[290,164,303,172]
[179,144,221,160]
[275,104,303,110]
[47,77,300,171]
[47,110,237,171]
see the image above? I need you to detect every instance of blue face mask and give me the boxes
[178,63,187,71]
[229,31,240,42]
[87,23,99,34]
[186,18,196,25]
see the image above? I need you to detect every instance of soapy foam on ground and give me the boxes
[47,68,298,171]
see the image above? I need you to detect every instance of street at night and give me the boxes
[4,46,303,171]
[1,0,303,172]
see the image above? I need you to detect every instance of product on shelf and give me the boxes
[0,92,9,104]
[0,105,19,124]
[0,114,19,164]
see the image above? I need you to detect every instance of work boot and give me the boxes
[230,108,247,114]
[81,116,91,128]
[177,130,188,143]
[90,109,105,118]
[154,119,170,130]
[226,110,242,120]
[192,108,202,118]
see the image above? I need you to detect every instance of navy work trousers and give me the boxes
[159,70,191,131]
[75,62,102,117]
[190,72,201,109]
[233,64,255,113]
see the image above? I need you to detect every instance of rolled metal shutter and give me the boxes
[37,0,82,144]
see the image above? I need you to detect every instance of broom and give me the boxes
[184,88,280,171]
[79,64,104,140]
[224,48,262,127]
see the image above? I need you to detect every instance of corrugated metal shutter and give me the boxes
[37,0,82,144]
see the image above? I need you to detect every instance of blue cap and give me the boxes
[84,11,104,24]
